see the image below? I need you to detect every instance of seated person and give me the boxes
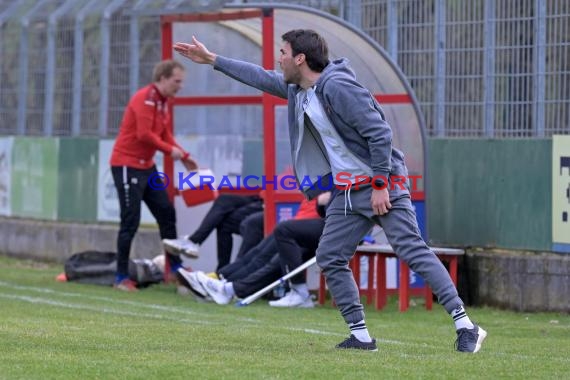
[236,210,265,259]
[269,192,330,307]
[176,193,330,306]
[163,193,263,270]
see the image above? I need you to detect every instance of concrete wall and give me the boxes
[464,249,570,312]
[0,217,162,263]
[0,197,233,275]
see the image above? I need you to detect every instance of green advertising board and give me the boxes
[58,138,99,222]
[427,138,551,251]
[11,137,59,219]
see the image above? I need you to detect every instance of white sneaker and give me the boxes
[269,290,314,308]
[196,272,232,305]
[162,235,200,258]
[176,268,209,300]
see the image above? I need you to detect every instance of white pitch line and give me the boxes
[293,328,346,337]
[0,283,367,344]
[0,280,257,323]
[286,327,434,348]
[0,293,218,325]
[0,280,205,315]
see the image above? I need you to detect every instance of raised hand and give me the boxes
[173,36,217,65]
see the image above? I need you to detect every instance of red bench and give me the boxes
[318,244,464,312]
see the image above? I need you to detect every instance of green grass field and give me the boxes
[0,255,568,380]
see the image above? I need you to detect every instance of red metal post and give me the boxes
[160,18,175,280]
[399,261,410,312]
[375,255,387,310]
[161,19,175,202]
[261,8,276,235]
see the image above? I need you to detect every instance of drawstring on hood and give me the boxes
[344,186,353,216]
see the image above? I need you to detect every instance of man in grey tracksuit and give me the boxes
[174,29,486,353]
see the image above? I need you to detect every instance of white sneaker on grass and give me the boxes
[269,290,314,308]
[176,268,210,300]
[162,235,200,258]
[196,272,232,305]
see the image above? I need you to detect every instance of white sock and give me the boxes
[291,283,309,299]
[451,305,475,330]
[223,282,235,298]
[348,320,372,342]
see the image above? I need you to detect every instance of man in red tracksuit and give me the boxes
[110,59,198,291]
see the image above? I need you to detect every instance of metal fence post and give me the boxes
[129,13,140,96]
[434,0,446,137]
[344,0,362,29]
[0,2,21,95]
[44,0,77,137]
[386,0,398,62]
[129,0,151,96]
[484,0,496,137]
[17,0,50,135]
[72,0,100,137]
[99,0,128,137]
[533,0,546,137]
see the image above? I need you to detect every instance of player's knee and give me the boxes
[273,222,290,240]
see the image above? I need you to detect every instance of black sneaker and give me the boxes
[335,334,378,352]
[455,324,487,353]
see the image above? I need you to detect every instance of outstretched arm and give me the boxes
[174,36,288,99]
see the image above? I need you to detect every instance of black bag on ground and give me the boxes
[64,251,164,287]
[64,251,117,286]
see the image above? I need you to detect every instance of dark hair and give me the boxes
[152,59,185,82]
[281,29,329,72]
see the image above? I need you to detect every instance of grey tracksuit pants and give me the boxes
[316,183,463,324]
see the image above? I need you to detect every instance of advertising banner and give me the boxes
[97,140,162,224]
[552,135,570,253]
[0,137,13,216]
[11,138,58,219]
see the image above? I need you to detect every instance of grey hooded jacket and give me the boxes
[214,56,408,199]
